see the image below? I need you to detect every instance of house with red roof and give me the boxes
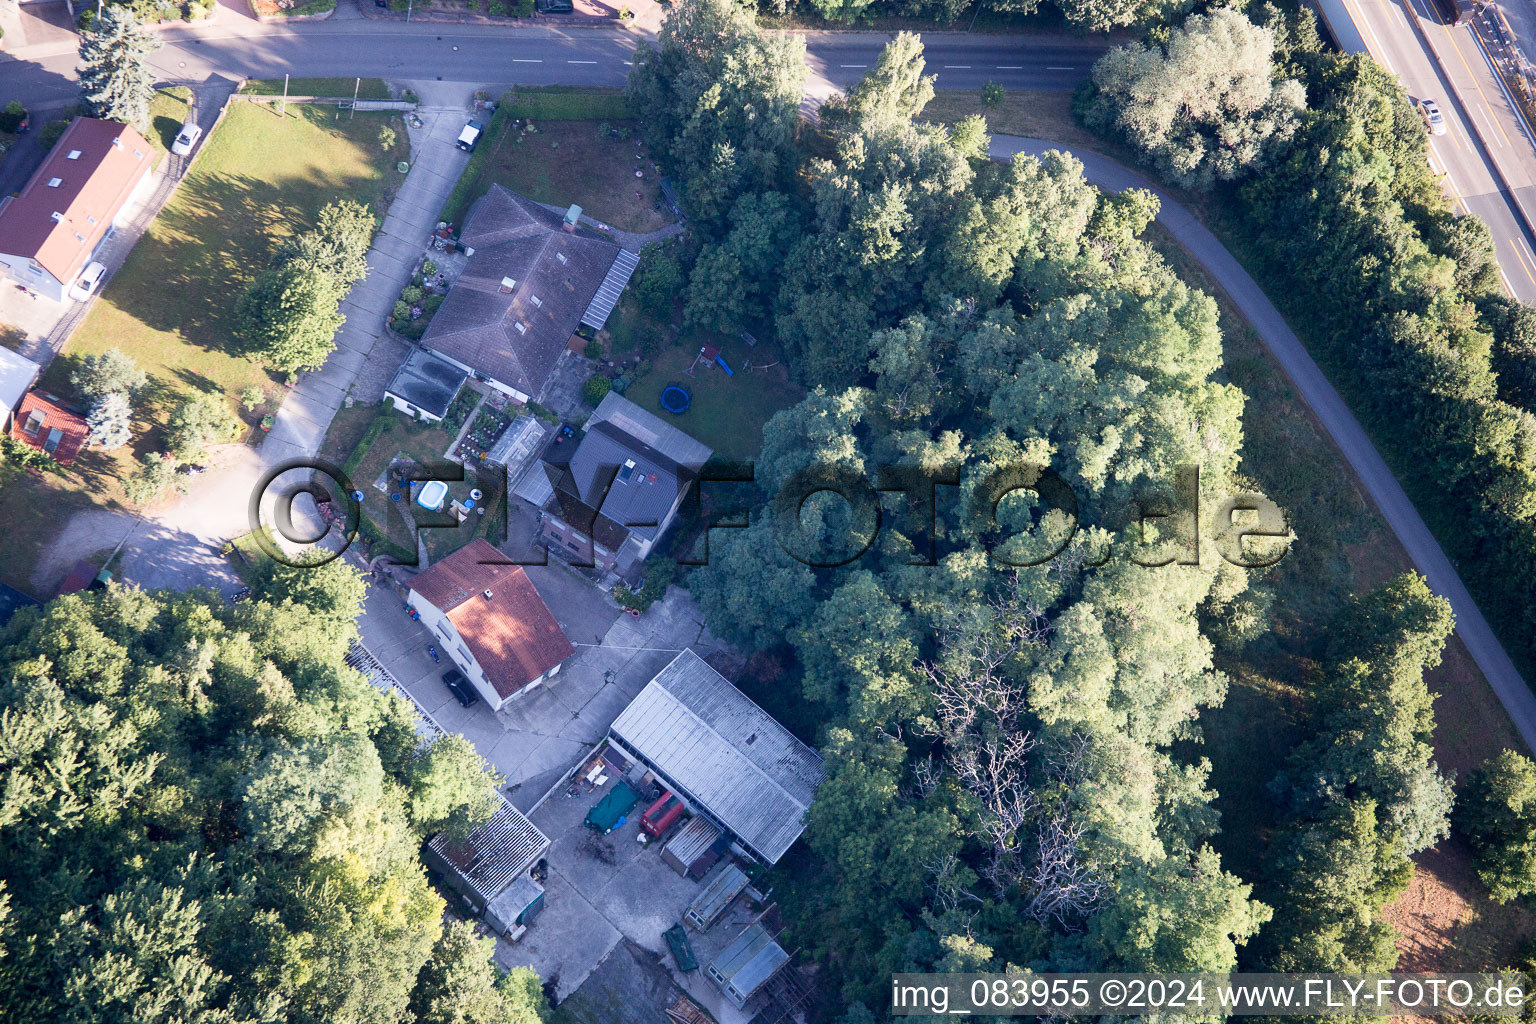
[406,538,575,710]
[10,391,88,465]
[0,117,155,302]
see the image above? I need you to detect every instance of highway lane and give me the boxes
[1344,0,1536,300]
[0,23,1104,107]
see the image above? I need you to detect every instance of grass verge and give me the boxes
[920,88,1099,151]
[239,77,390,99]
[4,103,405,586]
[440,90,669,233]
[1147,220,1536,969]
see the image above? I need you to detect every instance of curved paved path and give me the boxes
[989,134,1536,754]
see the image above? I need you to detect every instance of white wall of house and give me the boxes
[407,591,504,709]
[0,255,66,302]
[383,392,443,423]
[406,590,562,710]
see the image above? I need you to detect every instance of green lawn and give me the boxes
[623,334,801,463]
[920,89,1100,152]
[24,101,405,523]
[239,77,390,100]
[500,86,633,121]
[441,89,668,233]
[326,404,505,566]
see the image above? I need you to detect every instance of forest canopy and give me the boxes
[0,563,545,1024]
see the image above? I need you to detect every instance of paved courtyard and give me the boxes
[355,563,719,808]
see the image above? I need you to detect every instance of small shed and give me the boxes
[424,797,550,916]
[685,863,748,931]
[485,874,545,938]
[705,922,789,1009]
[662,816,725,879]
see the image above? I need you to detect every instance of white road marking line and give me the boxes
[568,60,598,64]
[943,65,971,69]
[1499,265,1515,296]
[513,58,542,62]
[1046,65,1074,70]
[840,64,866,68]
[996,65,1023,69]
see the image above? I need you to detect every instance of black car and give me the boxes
[442,669,477,707]
[536,0,573,12]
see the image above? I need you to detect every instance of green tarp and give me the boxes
[663,924,698,972]
[584,781,639,834]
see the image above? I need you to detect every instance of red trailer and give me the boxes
[641,791,686,838]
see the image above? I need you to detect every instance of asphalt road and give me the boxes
[992,133,1536,753]
[1343,0,1536,301]
[2,11,1532,744]
[0,19,1105,106]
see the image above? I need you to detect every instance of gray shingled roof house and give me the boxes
[533,393,712,575]
[422,186,620,403]
[607,649,824,866]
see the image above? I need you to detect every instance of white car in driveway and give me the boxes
[69,261,107,303]
[172,121,202,156]
[1419,98,1448,136]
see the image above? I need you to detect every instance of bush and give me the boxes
[39,119,71,151]
[166,393,240,462]
[585,338,604,360]
[239,384,267,411]
[77,8,96,30]
[0,101,26,134]
[422,260,438,277]
[392,300,410,322]
[378,124,396,151]
[581,375,612,406]
[342,413,392,479]
[422,293,445,314]
[401,285,423,304]
[1457,751,1536,903]
[981,81,1004,108]
[123,452,183,505]
[613,557,678,613]
[633,242,683,319]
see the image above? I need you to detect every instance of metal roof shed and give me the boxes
[663,815,724,879]
[425,797,550,912]
[706,923,789,1009]
[608,650,824,864]
[685,863,748,930]
[485,874,545,937]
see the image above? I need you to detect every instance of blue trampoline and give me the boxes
[660,385,691,415]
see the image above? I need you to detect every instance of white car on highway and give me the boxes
[1419,98,1448,136]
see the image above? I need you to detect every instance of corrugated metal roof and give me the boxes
[427,797,550,903]
[708,923,789,1006]
[665,815,723,867]
[580,247,640,331]
[609,651,823,864]
[686,863,749,928]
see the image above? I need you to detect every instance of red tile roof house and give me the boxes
[406,539,575,711]
[10,391,88,465]
[0,117,155,303]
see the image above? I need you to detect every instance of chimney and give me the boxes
[483,589,494,600]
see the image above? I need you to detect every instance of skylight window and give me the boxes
[555,253,568,265]
[50,212,63,222]
[530,295,542,307]
[47,178,62,188]
[616,459,636,484]
[66,150,81,160]
[514,322,527,335]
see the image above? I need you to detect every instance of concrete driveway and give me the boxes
[262,103,472,464]
[356,567,719,809]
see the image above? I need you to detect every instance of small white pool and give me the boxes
[416,479,449,511]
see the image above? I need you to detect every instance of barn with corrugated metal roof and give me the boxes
[606,650,824,866]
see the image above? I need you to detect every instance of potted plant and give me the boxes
[260,414,275,431]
